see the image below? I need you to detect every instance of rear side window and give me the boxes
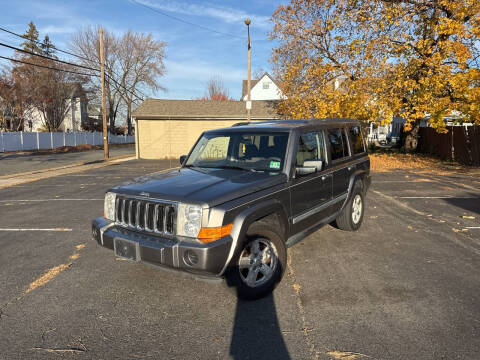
[327,128,349,160]
[349,126,365,154]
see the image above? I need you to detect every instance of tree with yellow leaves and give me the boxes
[271,0,480,132]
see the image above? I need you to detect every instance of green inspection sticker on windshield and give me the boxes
[269,161,281,170]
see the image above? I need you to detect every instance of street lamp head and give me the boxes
[244,18,251,26]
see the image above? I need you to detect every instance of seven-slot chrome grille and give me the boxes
[115,196,176,236]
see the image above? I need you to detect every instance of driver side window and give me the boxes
[296,131,325,166]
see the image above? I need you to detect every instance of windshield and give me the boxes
[185,131,289,172]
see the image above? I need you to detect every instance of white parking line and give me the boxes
[372,190,426,215]
[466,227,480,229]
[374,180,431,183]
[398,196,480,199]
[0,228,72,231]
[0,199,102,202]
[12,183,98,187]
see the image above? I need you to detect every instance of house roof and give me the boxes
[132,99,281,120]
[241,72,281,99]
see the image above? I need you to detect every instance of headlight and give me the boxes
[177,203,202,238]
[104,192,116,221]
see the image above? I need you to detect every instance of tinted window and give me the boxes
[327,128,348,160]
[296,131,325,166]
[349,126,365,154]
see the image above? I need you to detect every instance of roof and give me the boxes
[241,72,281,99]
[208,118,361,133]
[132,99,281,120]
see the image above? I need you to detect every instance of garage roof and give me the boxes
[132,99,281,119]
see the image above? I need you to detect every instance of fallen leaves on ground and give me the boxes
[370,153,474,174]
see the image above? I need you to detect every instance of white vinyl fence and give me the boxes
[0,132,134,153]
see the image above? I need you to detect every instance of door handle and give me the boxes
[348,166,353,171]
[321,176,327,181]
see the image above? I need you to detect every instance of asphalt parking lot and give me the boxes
[0,144,135,176]
[0,160,479,359]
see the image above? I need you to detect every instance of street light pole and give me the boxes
[245,18,251,122]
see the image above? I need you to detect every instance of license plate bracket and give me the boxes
[114,238,139,261]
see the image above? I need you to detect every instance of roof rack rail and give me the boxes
[232,122,252,127]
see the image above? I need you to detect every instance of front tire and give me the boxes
[227,222,287,301]
[335,181,365,231]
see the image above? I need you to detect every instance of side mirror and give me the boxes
[295,160,323,177]
[303,160,323,171]
[295,166,316,176]
[179,155,187,165]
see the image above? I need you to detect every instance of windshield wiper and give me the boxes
[215,165,254,172]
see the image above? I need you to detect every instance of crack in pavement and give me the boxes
[287,252,321,360]
[287,247,378,360]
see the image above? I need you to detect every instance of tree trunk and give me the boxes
[127,102,132,135]
[109,101,115,133]
[404,123,419,152]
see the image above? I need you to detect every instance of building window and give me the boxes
[263,82,270,89]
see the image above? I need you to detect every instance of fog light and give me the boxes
[183,250,199,266]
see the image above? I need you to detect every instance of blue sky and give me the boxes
[0,0,283,100]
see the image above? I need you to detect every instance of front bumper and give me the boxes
[91,217,232,277]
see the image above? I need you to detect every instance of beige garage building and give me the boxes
[132,99,281,159]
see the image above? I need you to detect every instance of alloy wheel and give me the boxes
[238,238,278,288]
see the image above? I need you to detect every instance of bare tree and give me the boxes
[1,22,86,132]
[12,57,88,131]
[70,26,122,131]
[252,68,265,80]
[0,69,34,131]
[117,31,166,134]
[71,27,166,135]
[196,76,232,101]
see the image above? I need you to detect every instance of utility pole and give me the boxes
[245,19,251,122]
[99,27,109,160]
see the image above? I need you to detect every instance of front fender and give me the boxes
[219,199,289,275]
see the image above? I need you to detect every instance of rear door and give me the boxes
[326,127,354,210]
[289,130,332,233]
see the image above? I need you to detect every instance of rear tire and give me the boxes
[226,222,287,301]
[335,181,365,231]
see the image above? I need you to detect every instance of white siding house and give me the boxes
[241,73,285,101]
[26,95,88,132]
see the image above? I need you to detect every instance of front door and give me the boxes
[289,131,332,234]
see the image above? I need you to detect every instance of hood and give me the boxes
[112,167,287,207]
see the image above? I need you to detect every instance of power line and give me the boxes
[0,41,101,73]
[0,54,99,77]
[130,0,243,39]
[130,0,272,42]
[0,54,143,107]
[0,40,145,102]
[0,27,150,103]
[0,26,93,63]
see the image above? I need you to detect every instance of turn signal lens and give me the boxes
[198,224,233,243]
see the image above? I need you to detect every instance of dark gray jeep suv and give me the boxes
[92,119,370,300]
